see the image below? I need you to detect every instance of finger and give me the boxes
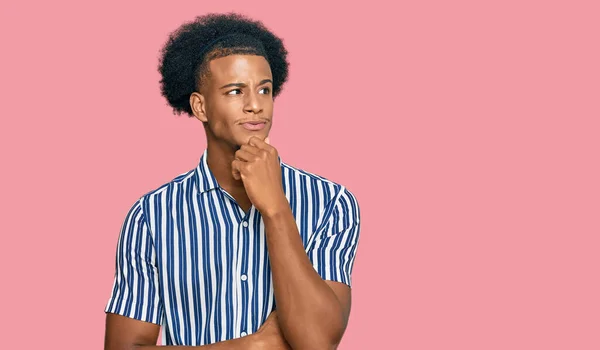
[264,136,270,145]
[239,144,261,156]
[235,148,258,162]
[232,159,245,172]
[232,168,241,180]
[248,136,271,151]
[231,160,245,180]
[232,167,241,180]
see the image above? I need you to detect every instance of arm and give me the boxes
[232,137,361,350]
[262,201,354,350]
[105,313,264,350]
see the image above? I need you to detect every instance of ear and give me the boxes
[190,92,208,123]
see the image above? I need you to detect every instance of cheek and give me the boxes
[207,100,241,132]
[265,100,274,112]
[208,116,231,135]
[260,97,274,114]
[215,97,243,116]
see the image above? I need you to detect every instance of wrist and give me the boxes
[261,194,290,219]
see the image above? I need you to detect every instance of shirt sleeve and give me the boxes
[307,187,361,287]
[105,198,163,324]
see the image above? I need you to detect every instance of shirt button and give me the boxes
[241,274,248,281]
[242,221,249,228]
[241,331,247,337]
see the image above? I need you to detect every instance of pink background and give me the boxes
[1,1,599,349]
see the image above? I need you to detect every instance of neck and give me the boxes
[205,139,245,192]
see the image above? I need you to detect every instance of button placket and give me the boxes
[238,217,251,339]
[240,220,250,282]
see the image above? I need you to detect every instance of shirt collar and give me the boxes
[194,149,219,194]
[194,149,284,195]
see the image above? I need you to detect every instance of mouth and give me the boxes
[240,120,268,131]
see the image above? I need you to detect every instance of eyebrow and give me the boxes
[219,79,273,89]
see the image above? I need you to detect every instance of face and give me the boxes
[190,54,274,148]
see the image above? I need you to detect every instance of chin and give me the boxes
[240,132,267,145]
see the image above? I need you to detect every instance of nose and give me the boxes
[243,91,262,114]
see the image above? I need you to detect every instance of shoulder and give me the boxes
[129,168,197,212]
[281,162,360,209]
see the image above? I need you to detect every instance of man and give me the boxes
[105,12,360,349]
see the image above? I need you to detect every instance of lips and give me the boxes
[241,121,267,131]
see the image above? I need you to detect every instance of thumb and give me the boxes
[231,160,242,180]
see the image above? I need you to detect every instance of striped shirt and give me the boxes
[105,149,361,346]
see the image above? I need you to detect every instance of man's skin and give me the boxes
[105,54,352,350]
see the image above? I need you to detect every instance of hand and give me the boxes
[232,136,288,216]
[253,311,291,350]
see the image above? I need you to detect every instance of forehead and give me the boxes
[208,54,272,83]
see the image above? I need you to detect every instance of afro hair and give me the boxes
[158,12,290,117]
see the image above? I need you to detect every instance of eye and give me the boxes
[259,87,271,95]
[227,89,242,95]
